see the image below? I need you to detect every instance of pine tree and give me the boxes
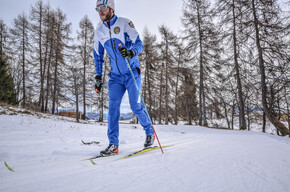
[139,27,159,123]
[0,54,17,105]
[173,40,185,125]
[77,15,94,120]
[43,5,54,113]
[182,0,222,126]
[158,25,178,125]
[10,12,30,107]
[250,0,290,136]
[0,20,9,59]
[66,54,82,122]
[29,0,46,112]
[51,8,71,114]
[178,68,198,125]
[215,0,249,130]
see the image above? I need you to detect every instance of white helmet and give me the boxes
[96,0,115,10]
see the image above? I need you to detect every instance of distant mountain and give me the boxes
[56,109,135,120]
[86,112,135,120]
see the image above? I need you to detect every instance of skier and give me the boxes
[94,0,155,156]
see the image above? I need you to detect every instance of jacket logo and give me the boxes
[114,27,120,34]
[129,21,135,28]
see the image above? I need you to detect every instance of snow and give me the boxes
[1,106,290,192]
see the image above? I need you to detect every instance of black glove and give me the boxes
[95,75,102,94]
[118,46,134,59]
[136,67,141,75]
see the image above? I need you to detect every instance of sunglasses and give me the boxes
[95,5,108,12]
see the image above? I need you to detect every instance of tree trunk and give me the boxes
[231,102,235,129]
[158,63,164,124]
[44,35,53,113]
[82,30,87,120]
[22,20,26,107]
[202,89,207,126]
[232,0,247,130]
[174,48,181,125]
[37,4,44,112]
[262,111,266,133]
[196,3,207,126]
[75,76,79,122]
[185,75,192,125]
[223,102,230,129]
[197,4,204,126]
[247,103,250,131]
[285,88,290,130]
[52,21,61,115]
[165,42,169,125]
[51,56,58,114]
[41,39,48,112]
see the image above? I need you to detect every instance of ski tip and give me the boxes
[90,159,97,165]
[4,161,15,172]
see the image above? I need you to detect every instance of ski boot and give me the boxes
[144,134,155,148]
[100,144,118,156]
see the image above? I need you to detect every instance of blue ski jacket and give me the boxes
[94,15,144,76]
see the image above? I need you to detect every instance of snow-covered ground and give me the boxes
[1,106,290,192]
[207,117,281,134]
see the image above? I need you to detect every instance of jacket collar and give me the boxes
[103,15,118,28]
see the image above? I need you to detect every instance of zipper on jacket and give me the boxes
[108,23,122,75]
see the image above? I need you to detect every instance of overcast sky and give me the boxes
[1,0,289,40]
[0,0,183,41]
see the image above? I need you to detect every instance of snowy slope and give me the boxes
[1,108,290,192]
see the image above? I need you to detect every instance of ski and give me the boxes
[83,154,112,161]
[81,140,100,145]
[121,145,173,159]
[83,155,107,165]
[83,152,119,163]
[85,145,173,165]
[85,153,119,165]
[4,161,15,172]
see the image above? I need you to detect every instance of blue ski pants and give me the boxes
[107,68,154,145]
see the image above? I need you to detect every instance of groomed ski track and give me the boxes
[1,112,290,192]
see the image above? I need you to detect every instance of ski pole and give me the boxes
[119,44,164,154]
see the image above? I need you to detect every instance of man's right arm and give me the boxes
[94,32,105,76]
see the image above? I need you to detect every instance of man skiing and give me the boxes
[94,0,155,156]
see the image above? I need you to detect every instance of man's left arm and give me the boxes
[124,20,144,56]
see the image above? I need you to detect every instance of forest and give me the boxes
[0,0,289,136]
